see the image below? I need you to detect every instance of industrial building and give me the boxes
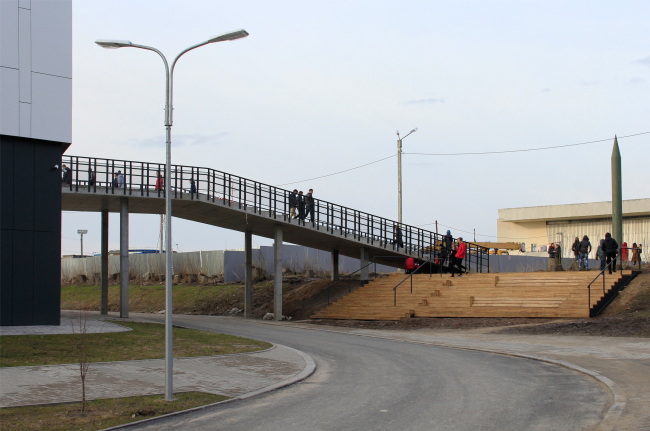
[497,198,649,259]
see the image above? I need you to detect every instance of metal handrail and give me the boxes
[587,261,614,311]
[392,257,433,306]
[61,155,491,273]
[324,262,375,305]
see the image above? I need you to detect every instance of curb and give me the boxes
[274,321,625,431]
[98,343,316,431]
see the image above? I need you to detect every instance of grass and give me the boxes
[0,321,271,367]
[0,391,228,431]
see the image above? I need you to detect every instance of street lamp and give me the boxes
[96,29,249,401]
[77,229,88,256]
[396,128,417,226]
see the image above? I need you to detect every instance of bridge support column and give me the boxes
[274,225,283,321]
[360,247,369,284]
[244,230,253,318]
[331,250,339,281]
[101,209,109,315]
[119,198,129,318]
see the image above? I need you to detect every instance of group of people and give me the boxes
[289,189,314,221]
[564,234,643,274]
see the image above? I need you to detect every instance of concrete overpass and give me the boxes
[61,155,489,320]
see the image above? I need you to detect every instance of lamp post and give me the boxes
[96,29,249,401]
[396,128,417,226]
[77,229,88,256]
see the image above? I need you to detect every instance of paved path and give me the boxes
[128,313,614,431]
[0,316,312,408]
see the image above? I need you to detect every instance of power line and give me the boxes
[404,131,649,156]
[417,221,549,240]
[276,154,396,187]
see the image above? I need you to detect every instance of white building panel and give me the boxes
[31,0,72,78]
[0,67,20,136]
[18,7,31,102]
[0,0,19,69]
[19,101,30,137]
[31,73,71,142]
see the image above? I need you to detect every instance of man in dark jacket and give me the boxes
[443,230,453,265]
[578,235,592,270]
[304,189,314,222]
[61,164,72,185]
[289,190,298,219]
[603,232,619,274]
[571,237,580,263]
[297,191,306,220]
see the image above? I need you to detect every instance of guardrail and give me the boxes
[61,155,490,273]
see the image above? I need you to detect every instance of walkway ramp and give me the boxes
[311,270,635,320]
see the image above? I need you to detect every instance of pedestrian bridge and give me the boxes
[61,155,490,319]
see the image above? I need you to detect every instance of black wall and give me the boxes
[1,134,69,325]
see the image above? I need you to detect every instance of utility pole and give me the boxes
[396,128,417,226]
[611,136,623,249]
[77,229,88,256]
[159,215,164,253]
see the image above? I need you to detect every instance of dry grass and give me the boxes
[0,322,271,367]
[0,391,227,431]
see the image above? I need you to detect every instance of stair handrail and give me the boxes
[392,257,432,306]
[586,261,614,311]
[324,262,375,305]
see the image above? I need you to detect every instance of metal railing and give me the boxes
[587,261,614,311]
[392,257,433,306]
[61,155,490,272]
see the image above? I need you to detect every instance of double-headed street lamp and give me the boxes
[77,229,88,256]
[96,29,249,401]
[396,128,417,226]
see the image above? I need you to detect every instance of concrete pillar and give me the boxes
[611,136,623,250]
[360,247,369,284]
[101,209,109,315]
[244,230,253,318]
[119,198,129,318]
[331,250,340,281]
[274,225,283,321]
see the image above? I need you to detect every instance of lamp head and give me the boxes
[411,128,418,133]
[95,39,133,49]
[207,29,249,43]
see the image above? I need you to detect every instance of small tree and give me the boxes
[71,309,92,413]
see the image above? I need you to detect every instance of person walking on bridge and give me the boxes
[305,189,314,222]
[117,170,125,188]
[289,189,298,219]
[61,164,72,185]
[298,191,306,220]
[155,170,163,191]
[603,232,619,274]
[451,237,466,277]
[578,235,591,270]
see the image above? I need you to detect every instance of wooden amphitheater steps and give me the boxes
[310,270,632,320]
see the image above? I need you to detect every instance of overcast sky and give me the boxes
[62,0,650,255]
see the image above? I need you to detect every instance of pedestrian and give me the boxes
[443,230,453,264]
[297,191,305,220]
[602,232,619,274]
[621,242,628,268]
[555,243,562,266]
[548,243,556,259]
[305,189,314,222]
[405,256,415,274]
[190,178,197,194]
[112,173,119,188]
[596,239,607,271]
[631,243,641,268]
[61,164,72,184]
[155,170,163,191]
[578,235,591,270]
[394,224,404,249]
[571,237,580,263]
[117,170,125,188]
[289,189,298,219]
[451,237,466,277]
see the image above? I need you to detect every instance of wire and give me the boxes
[417,221,547,240]
[275,154,396,187]
[404,131,650,156]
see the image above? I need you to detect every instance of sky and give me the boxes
[63,0,650,256]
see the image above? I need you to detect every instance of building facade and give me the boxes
[1,0,72,325]
[497,199,649,259]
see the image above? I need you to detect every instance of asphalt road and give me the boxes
[130,314,610,431]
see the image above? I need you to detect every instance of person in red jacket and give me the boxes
[405,257,415,274]
[155,170,163,191]
[451,237,466,277]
